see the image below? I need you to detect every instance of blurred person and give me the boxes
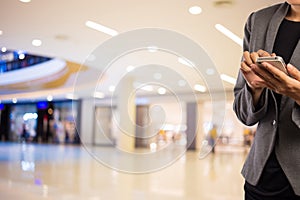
[208,124,217,153]
[233,1,300,199]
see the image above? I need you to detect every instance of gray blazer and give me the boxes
[233,2,300,195]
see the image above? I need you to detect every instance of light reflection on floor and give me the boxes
[0,142,246,200]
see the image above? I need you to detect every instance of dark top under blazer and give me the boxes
[233,2,300,195]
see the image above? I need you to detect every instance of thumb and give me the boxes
[287,64,300,80]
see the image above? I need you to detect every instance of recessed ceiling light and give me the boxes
[215,24,242,46]
[220,74,236,85]
[147,46,158,53]
[194,84,207,92]
[65,93,78,100]
[109,85,115,92]
[85,20,118,36]
[93,92,105,99]
[178,57,194,67]
[32,39,42,47]
[157,87,166,95]
[141,85,153,91]
[47,95,53,101]
[178,80,186,87]
[12,98,18,103]
[153,73,162,80]
[126,65,135,72]
[18,53,25,60]
[0,30,3,35]
[206,68,215,75]
[19,0,31,3]
[1,47,7,52]
[189,6,202,15]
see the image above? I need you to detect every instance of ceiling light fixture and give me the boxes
[147,46,158,53]
[1,47,7,52]
[32,39,42,47]
[215,24,242,47]
[109,85,115,92]
[85,20,118,36]
[19,0,31,2]
[47,95,53,101]
[194,84,207,92]
[65,93,78,100]
[0,30,3,35]
[93,92,105,99]
[157,87,167,95]
[126,65,135,72]
[141,85,153,91]
[12,98,18,103]
[178,57,194,67]
[178,80,186,87]
[18,53,25,60]
[206,68,215,75]
[153,73,162,80]
[189,6,202,15]
[220,74,236,85]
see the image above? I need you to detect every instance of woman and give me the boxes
[233,1,300,199]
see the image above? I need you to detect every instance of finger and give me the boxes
[250,52,259,64]
[260,62,287,81]
[243,51,251,65]
[257,49,271,57]
[251,63,277,83]
[240,62,251,72]
[287,64,300,81]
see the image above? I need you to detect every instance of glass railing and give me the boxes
[0,50,52,74]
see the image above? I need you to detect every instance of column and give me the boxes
[116,76,136,152]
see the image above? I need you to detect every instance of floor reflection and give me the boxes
[0,142,246,200]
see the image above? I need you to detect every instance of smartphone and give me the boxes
[256,56,288,74]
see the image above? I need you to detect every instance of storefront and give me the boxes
[0,100,80,144]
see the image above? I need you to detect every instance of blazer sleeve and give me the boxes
[233,12,269,126]
[292,102,300,129]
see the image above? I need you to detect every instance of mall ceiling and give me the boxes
[0,0,282,101]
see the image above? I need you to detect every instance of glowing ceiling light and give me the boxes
[194,84,207,92]
[153,73,162,80]
[126,65,135,72]
[189,6,202,15]
[85,20,118,36]
[18,53,25,60]
[109,85,115,92]
[141,85,153,91]
[215,24,243,47]
[147,46,158,52]
[220,74,237,85]
[47,95,53,101]
[178,57,194,67]
[65,93,78,100]
[1,47,7,52]
[93,92,105,99]
[178,80,186,87]
[206,68,215,75]
[157,87,166,95]
[32,39,42,47]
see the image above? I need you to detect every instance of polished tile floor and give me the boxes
[0,142,246,200]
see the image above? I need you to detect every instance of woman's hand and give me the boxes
[253,62,300,105]
[240,50,273,105]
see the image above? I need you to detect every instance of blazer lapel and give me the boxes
[265,3,290,53]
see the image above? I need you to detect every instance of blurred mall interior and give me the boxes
[0,0,281,199]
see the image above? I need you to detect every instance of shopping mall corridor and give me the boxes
[0,142,246,200]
